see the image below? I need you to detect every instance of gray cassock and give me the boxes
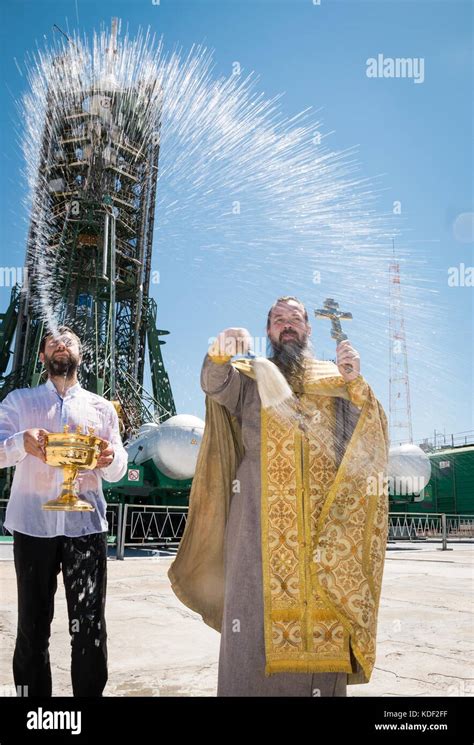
[200,353,360,697]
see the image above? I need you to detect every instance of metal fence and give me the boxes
[0,499,9,538]
[0,498,122,548]
[388,512,474,546]
[106,503,122,548]
[116,504,188,560]
[394,430,474,450]
[116,509,474,558]
[0,499,472,556]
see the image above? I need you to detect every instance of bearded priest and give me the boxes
[168,295,389,697]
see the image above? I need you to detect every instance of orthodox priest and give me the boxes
[168,296,389,696]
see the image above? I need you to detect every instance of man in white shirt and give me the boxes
[0,326,128,697]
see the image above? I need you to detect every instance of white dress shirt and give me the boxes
[1,378,128,538]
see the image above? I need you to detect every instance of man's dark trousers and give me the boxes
[12,530,108,697]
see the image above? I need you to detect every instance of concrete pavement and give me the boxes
[0,541,472,697]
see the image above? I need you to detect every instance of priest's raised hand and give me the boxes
[336,339,361,382]
[208,327,253,361]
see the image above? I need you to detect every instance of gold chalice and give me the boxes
[42,424,105,512]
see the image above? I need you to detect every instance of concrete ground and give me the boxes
[0,541,472,697]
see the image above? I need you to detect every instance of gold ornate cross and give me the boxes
[314,298,352,343]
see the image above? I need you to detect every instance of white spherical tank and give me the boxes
[126,414,205,480]
[388,444,432,496]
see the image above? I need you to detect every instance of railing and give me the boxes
[388,512,474,546]
[393,430,474,450]
[116,504,188,560]
[106,503,122,548]
[1,500,472,556]
[0,498,9,537]
[0,499,122,548]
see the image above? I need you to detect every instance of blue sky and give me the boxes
[0,0,472,444]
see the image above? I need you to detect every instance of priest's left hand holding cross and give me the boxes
[336,340,361,383]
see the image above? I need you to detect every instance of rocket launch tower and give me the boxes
[0,20,175,440]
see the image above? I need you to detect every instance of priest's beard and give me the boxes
[268,333,310,386]
[44,350,80,380]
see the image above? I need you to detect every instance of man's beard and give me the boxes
[269,333,309,384]
[44,352,79,379]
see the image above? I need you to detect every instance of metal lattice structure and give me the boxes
[1,20,175,439]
